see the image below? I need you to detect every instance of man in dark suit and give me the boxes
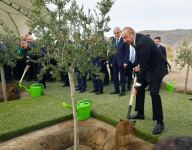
[154,36,167,59]
[121,27,168,135]
[110,27,129,96]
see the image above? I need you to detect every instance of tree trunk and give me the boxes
[184,64,190,94]
[0,65,8,102]
[68,66,79,150]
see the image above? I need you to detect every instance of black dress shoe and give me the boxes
[152,123,164,135]
[96,91,103,95]
[129,113,145,120]
[79,90,86,93]
[62,84,69,87]
[119,92,125,96]
[90,90,98,93]
[76,87,81,90]
[110,91,120,94]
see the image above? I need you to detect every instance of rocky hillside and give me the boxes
[140,29,192,47]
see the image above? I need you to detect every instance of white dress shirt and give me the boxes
[129,45,136,63]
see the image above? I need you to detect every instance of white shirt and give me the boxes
[129,45,135,63]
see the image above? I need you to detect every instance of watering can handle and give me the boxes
[78,99,92,105]
[31,83,44,89]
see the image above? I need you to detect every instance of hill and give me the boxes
[140,29,192,47]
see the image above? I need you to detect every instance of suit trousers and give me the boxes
[112,63,126,93]
[109,64,114,82]
[135,78,163,122]
[93,76,103,92]
[125,62,134,89]
[76,71,87,91]
[101,61,109,85]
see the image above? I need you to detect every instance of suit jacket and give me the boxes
[159,45,167,59]
[135,34,168,84]
[112,37,129,67]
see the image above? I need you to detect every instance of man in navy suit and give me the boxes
[121,27,168,135]
[154,36,167,59]
[110,27,129,96]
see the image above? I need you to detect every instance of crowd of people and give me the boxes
[1,26,171,135]
[2,32,58,88]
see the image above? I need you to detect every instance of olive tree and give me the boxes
[0,27,17,102]
[29,0,114,149]
[175,41,192,94]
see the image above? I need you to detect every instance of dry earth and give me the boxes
[0,118,116,150]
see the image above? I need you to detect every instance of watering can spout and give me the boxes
[172,80,177,86]
[19,83,29,92]
[63,102,72,109]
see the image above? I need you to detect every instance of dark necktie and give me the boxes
[116,38,119,46]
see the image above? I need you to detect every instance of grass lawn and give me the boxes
[0,81,192,142]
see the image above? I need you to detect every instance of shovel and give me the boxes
[127,73,137,120]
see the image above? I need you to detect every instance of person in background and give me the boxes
[75,69,87,93]
[110,27,129,96]
[154,36,167,59]
[23,40,37,82]
[37,46,48,88]
[101,58,110,86]
[13,39,26,80]
[60,68,70,87]
[91,57,104,95]
[108,36,115,83]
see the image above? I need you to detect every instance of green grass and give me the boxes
[0,81,192,142]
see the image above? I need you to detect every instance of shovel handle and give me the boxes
[19,65,30,84]
[129,75,137,105]
[127,74,138,120]
[127,105,132,119]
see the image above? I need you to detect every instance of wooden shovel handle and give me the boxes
[19,65,30,84]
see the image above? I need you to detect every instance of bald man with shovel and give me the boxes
[121,27,169,135]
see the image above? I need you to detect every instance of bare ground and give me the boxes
[0,118,116,150]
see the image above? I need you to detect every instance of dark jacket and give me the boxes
[159,45,167,59]
[135,34,168,84]
[112,37,129,67]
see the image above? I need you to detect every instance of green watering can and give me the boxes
[166,81,176,92]
[19,83,44,97]
[63,99,92,121]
